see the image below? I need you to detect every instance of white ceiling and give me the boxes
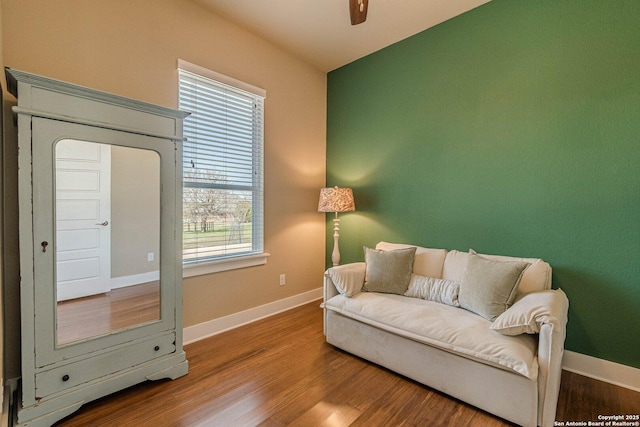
[192,0,492,72]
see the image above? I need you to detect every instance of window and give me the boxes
[178,60,268,275]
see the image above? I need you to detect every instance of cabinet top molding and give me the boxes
[6,67,189,141]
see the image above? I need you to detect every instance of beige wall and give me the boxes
[1,0,327,378]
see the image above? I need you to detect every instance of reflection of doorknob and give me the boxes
[96,221,109,226]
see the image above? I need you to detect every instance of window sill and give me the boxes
[183,252,270,278]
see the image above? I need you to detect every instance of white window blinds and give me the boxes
[178,62,265,265]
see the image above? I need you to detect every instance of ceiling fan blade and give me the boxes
[349,0,368,25]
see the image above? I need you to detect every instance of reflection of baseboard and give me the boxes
[183,288,323,345]
[111,271,160,289]
[563,350,640,392]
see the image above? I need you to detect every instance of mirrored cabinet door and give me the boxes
[7,68,189,427]
[31,117,177,366]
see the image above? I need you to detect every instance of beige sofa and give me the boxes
[323,242,569,427]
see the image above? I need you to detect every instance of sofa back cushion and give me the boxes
[375,242,447,278]
[442,250,552,295]
[441,250,469,282]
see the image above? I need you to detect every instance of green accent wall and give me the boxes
[326,0,640,368]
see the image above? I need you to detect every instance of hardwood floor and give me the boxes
[55,302,639,426]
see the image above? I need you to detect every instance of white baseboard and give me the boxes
[563,350,640,392]
[110,270,159,289]
[183,287,323,345]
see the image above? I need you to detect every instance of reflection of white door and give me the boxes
[56,139,111,301]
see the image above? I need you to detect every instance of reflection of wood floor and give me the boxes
[56,302,640,426]
[57,281,160,345]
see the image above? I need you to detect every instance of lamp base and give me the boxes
[331,216,341,266]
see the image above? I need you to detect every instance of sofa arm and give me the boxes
[489,289,568,427]
[324,262,366,299]
[537,322,565,427]
[323,271,339,302]
[323,263,366,336]
[535,291,569,427]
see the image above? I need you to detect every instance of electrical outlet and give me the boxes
[279,274,286,286]
[147,252,154,262]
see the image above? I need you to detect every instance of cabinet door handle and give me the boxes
[95,221,109,226]
[41,241,48,252]
[62,374,70,382]
[154,346,160,351]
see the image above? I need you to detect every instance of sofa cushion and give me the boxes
[404,274,460,307]
[491,289,569,335]
[442,249,551,295]
[362,246,416,295]
[324,292,538,379]
[459,254,530,321]
[375,242,447,278]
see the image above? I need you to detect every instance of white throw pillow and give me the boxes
[404,274,460,307]
[491,289,569,335]
[326,262,366,297]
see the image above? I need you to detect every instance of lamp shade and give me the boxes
[318,187,355,213]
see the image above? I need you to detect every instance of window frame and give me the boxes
[178,59,269,276]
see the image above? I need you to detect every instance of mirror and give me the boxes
[55,140,161,346]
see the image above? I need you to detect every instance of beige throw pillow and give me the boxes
[459,254,530,321]
[362,246,416,295]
